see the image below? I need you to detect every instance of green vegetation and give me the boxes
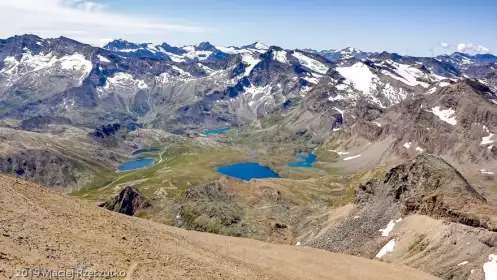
[408,234,429,254]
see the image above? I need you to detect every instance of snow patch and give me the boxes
[215,46,239,54]
[484,254,497,280]
[426,87,437,94]
[415,147,425,153]
[336,63,377,95]
[243,82,273,107]
[480,169,494,175]
[272,50,288,64]
[328,94,346,101]
[430,106,457,125]
[102,72,148,91]
[379,218,402,237]
[329,150,349,156]
[333,107,344,117]
[481,126,495,145]
[241,53,261,76]
[336,84,348,91]
[375,239,396,258]
[163,51,187,62]
[439,82,451,87]
[343,155,361,161]
[381,62,430,88]
[302,73,321,84]
[458,261,469,266]
[403,142,412,149]
[97,55,110,63]
[172,65,192,77]
[292,51,329,74]
[372,121,382,127]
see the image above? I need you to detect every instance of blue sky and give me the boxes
[0,0,495,56]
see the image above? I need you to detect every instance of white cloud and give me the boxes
[68,1,107,13]
[440,41,450,48]
[457,43,491,54]
[0,0,208,45]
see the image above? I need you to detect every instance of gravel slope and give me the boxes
[0,174,439,280]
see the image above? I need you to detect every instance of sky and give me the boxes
[0,0,495,56]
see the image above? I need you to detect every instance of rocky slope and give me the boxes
[0,174,439,280]
[302,154,497,280]
[319,79,497,190]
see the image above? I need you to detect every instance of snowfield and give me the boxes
[291,51,329,74]
[100,72,148,93]
[381,62,430,88]
[336,63,376,95]
[430,106,457,125]
[0,52,92,86]
[272,50,289,64]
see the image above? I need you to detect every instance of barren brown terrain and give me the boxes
[0,174,439,280]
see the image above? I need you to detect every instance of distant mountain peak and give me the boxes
[242,42,269,50]
[254,42,269,50]
[195,41,217,51]
[340,47,362,54]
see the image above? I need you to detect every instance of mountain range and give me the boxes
[1,34,497,280]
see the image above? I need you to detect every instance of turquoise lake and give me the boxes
[286,152,318,168]
[118,158,155,172]
[215,162,280,181]
[203,127,231,135]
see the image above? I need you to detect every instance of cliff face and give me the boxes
[305,154,497,280]
[355,154,494,230]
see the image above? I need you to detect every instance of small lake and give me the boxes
[203,127,231,135]
[215,162,280,181]
[286,152,318,168]
[118,158,155,172]
[131,148,160,156]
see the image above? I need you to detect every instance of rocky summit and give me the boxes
[1,32,497,280]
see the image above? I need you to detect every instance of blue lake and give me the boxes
[215,162,280,181]
[118,158,155,172]
[286,152,318,168]
[131,148,160,156]
[203,127,231,135]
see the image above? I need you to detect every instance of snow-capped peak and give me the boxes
[340,47,362,54]
[242,42,269,51]
[254,42,269,50]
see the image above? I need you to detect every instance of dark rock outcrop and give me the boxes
[99,186,151,216]
[355,154,495,230]
[91,123,121,139]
